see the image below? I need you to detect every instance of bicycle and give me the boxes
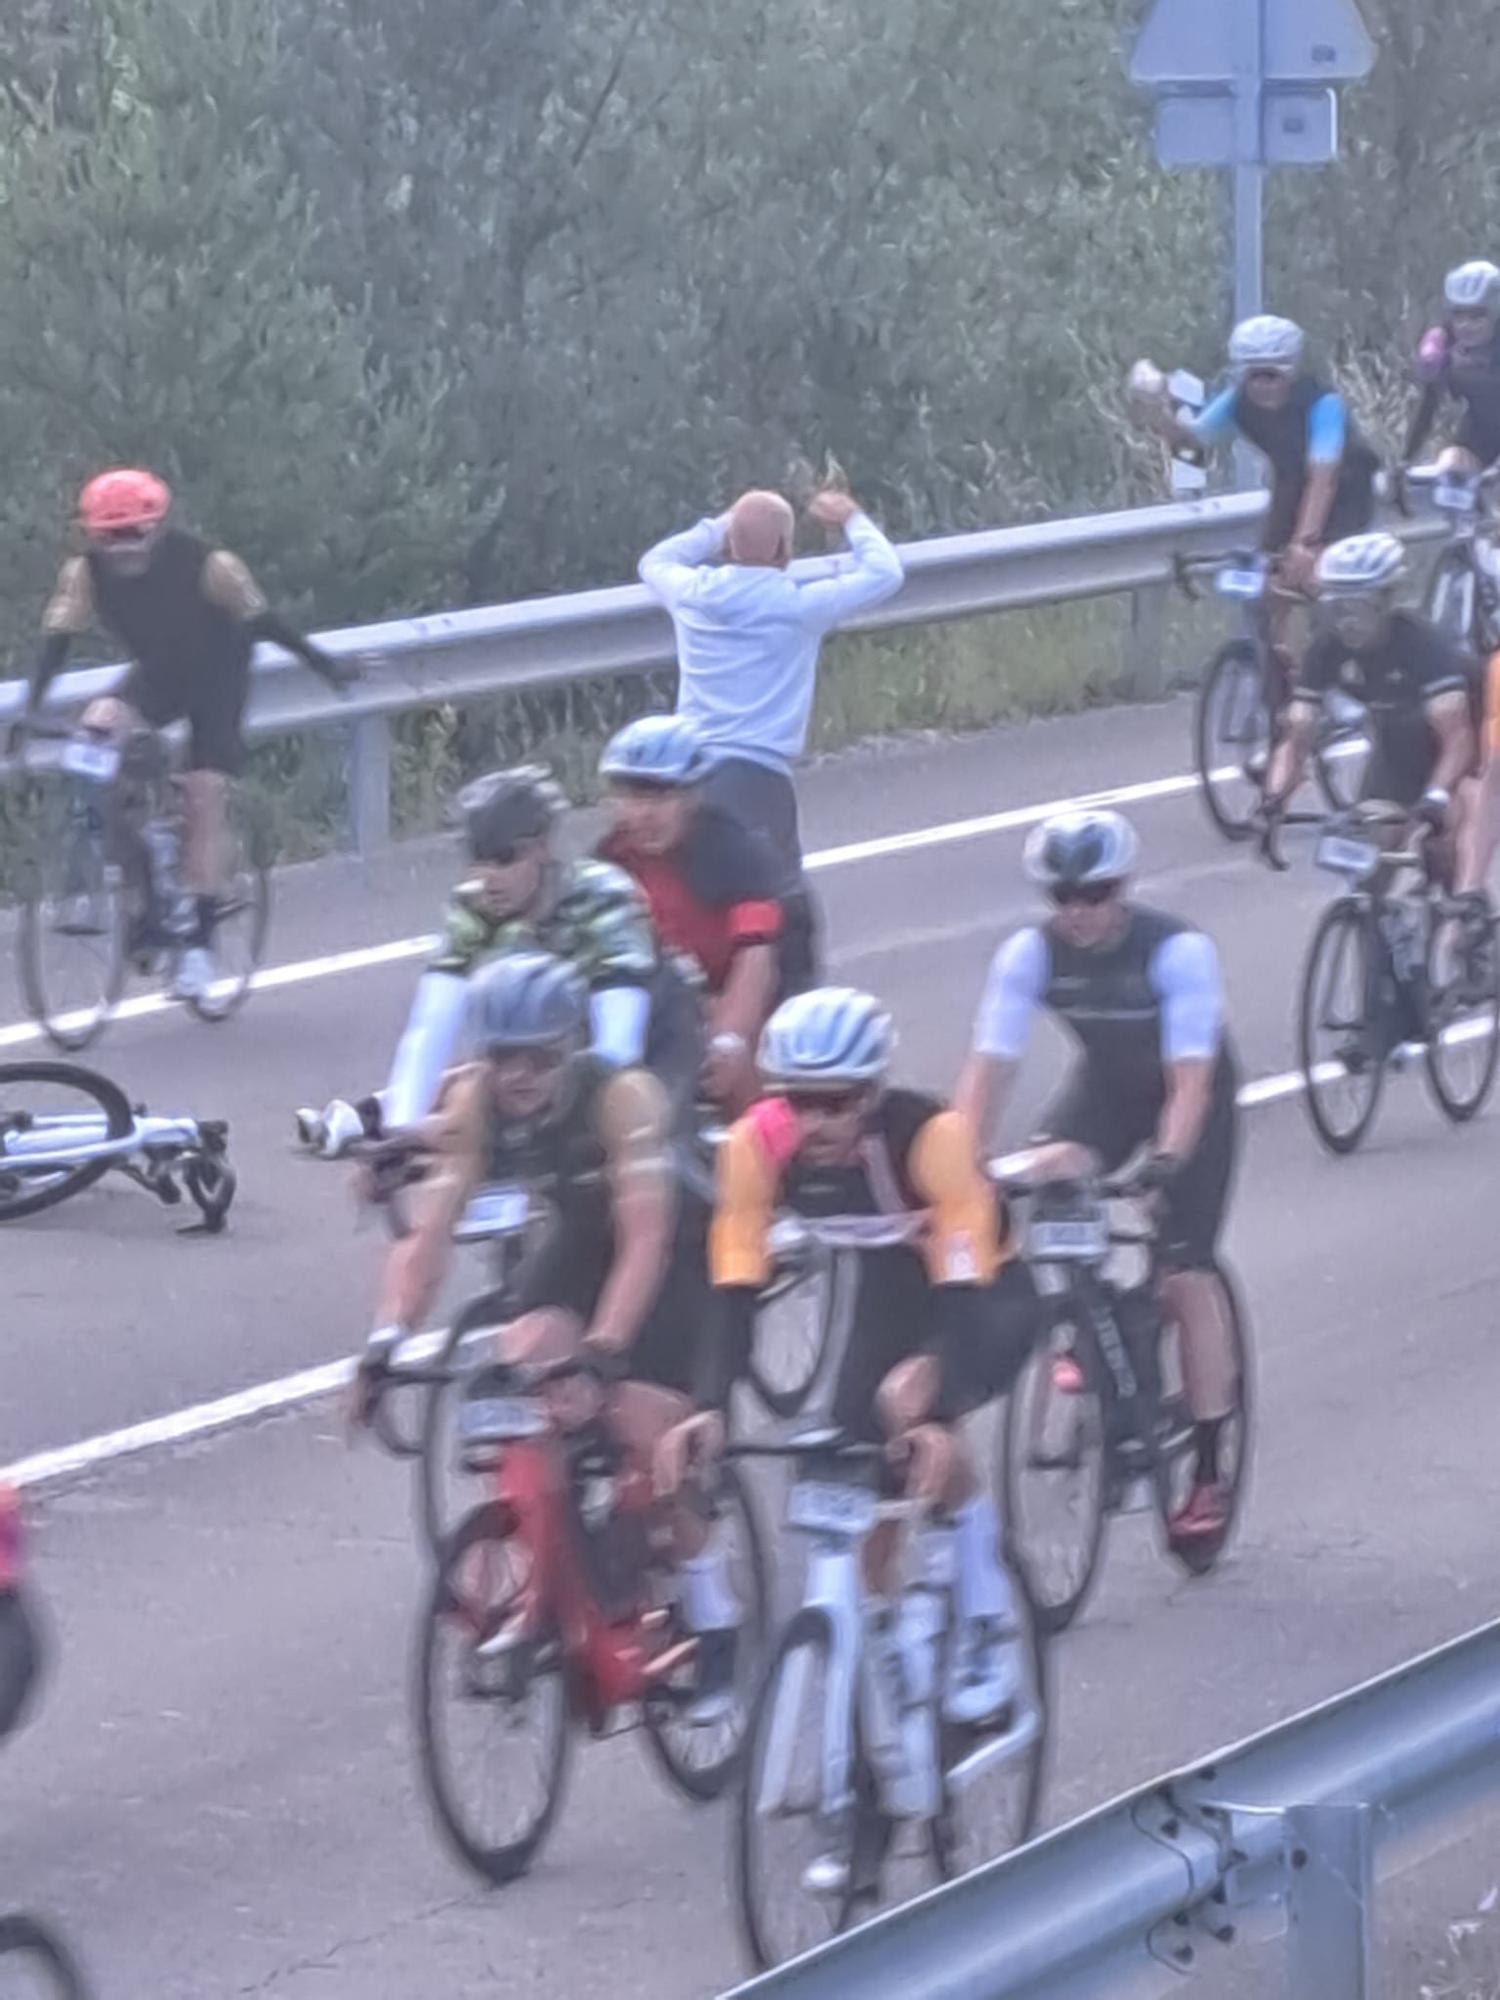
[730,1428,1047,1972]
[0,1059,235,1230]
[0,1914,89,1997]
[5,717,272,1051]
[1296,803,1500,1154]
[1407,462,1500,652]
[994,1162,1252,1636]
[1178,550,1368,840]
[397,1352,768,1885]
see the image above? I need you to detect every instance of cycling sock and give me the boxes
[680,1539,740,1631]
[1193,1418,1224,1485]
[953,1496,1016,1625]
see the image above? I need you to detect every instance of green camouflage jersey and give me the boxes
[430,857,658,988]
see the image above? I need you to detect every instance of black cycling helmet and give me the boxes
[458,765,566,862]
[468,951,588,1054]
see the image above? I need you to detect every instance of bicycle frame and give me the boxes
[1410,464,1500,647]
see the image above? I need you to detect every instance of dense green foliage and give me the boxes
[0,0,1494,666]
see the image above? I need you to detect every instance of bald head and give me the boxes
[727,489,795,569]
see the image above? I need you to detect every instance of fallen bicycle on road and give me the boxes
[0,1059,235,1230]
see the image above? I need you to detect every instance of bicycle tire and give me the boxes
[0,1061,134,1221]
[0,1913,89,1997]
[735,1605,863,1973]
[746,1255,846,1420]
[1163,1261,1254,1579]
[1425,913,1500,1123]
[414,1501,572,1886]
[1424,546,1478,646]
[1298,898,1386,1155]
[1193,639,1268,841]
[1313,723,1368,816]
[1000,1321,1108,1635]
[18,784,126,1053]
[641,1461,770,1802]
[417,1291,514,1555]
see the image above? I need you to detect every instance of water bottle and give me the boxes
[894,1588,943,1817]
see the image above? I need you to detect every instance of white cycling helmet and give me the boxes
[1228,314,1305,374]
[758,987,895,1093]
[1316,532,1407,597]
[1024,809,1139,890]
[599,714,713,789]
[1445,260,1500,314]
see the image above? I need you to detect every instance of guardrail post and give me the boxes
[1122,579,1173,700]
[348,712,392,855]
[1283,1803,1375,1997]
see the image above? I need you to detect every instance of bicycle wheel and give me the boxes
[1313,711,1369,816]
[414,1501,571,1886]
[735,1606,869,1972]
[1158,1264,1254,1579]
[747,1254,846,1419]
[1194,640,1269,841]
[931,1574,1048,1883]
[0,1062,134,1222]
[1000,1322,1108,1635]
[641,1462,770,1802]
[1298,899,1386,1155]
[1425,547,1477,645]
[186,792,272,1024]
[0,1914,88,1998]
[1426,907,1500,1122]
[18,780,126,1053]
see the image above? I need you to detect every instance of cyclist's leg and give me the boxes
[1457,649,1500,895]
[180,656,250,944]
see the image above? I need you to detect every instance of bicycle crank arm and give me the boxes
[945,1705,1044,1792]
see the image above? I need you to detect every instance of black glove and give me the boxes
[1125,1150,1183,1196]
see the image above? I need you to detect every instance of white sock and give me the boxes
[680,1540,740,1631]
[955,1496,1016,1625]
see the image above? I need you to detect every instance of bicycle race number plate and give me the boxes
[455,1184,530,1242]
[61,739,120,785]
[786,1480,879,1538]
[1434,477,1478,514]
[1028,1210,1109,1262]
[1216,566,1265,601]
[459,1395,549,1444]
[1316,832,1380,879]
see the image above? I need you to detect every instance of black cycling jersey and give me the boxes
[86,531,252,687]
[1298,611,1474,720]
[1408,324,1500,467]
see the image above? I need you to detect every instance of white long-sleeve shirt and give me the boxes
[638,510,905,773]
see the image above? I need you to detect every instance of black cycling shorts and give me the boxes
[1456,406,1500,469]
[1262,478,1375,557]
[121,658,250,777]
[829,1246,1040,1442]
[512,1194,709,1397]
[1034,1063,1239,1271]
[1360,714,1440,809]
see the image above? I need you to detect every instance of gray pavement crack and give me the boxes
[234,1892,483,1995]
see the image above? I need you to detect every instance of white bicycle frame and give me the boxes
[0,1111,208,1171]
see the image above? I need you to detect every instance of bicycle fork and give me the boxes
[756,1540,862,1824]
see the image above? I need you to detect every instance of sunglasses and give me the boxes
[1048,881,1117,908]
[95,524,156,548]
[475,842,529,868]
[783,1088,867,1117]
[611,778,684,800]
[1246,367,1291,386]
[488,1046,568,1076]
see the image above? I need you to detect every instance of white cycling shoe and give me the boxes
[172,946,218,1003]
[944,1615,1026,1727]
[292,1097,367,1159]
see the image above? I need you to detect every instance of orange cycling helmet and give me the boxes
[78,468,172,536]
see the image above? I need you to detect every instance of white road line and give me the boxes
[0,764,1206,1052]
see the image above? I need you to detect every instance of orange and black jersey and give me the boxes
[597,803,783,995]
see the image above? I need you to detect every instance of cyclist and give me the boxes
[1404,261,1500,479]
[296,765,701,1157]
[1131,315,1378,609]
[596,714,811,1117]
[1261,535,1483,890]
[0,1487,42,1746]
[955,810,1242,1548]
[353,952,737,1721]
[663,987,1040,1749]
[24,469,356,1000]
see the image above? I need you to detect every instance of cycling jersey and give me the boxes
[1191,376,1378,551]
[597,803,783,995]
[432,857,657,985]
[1299,612,1478,807]
[1409,324,1500,467]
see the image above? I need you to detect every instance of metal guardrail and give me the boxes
[0,489,1442,853]
[723,1612,1500,2000]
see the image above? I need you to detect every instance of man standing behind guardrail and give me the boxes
[638,487,905,903]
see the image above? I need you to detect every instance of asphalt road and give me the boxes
[5,696,1500,1998]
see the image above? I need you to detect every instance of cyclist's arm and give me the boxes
[1266,635,1338,804]
[374,1068,485,1329]
[698,1113,780,1406]
[1149,933,1225,1163]
[383,970,471,1131]
[711,942,778,1047]
[591,982,652,1065]
[909,1109,1007,1285]
[1426,687,1477,796]
[1403,382,1444,464]
[638,515,731,606]
[570,860,660,1066]
[1290,395,1347,549]
[589,1069,677,1355]
[203,551,348,688]
[1177,385,1241,456]
[955,927,1048,1141]
[793,511,905,634]
[27,558,94,713]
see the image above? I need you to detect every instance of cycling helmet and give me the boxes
[78,468,171,536]
[1315,532,1407,596]
[599,715,713,788]
[1228,314,1305,374]
[1444,260,1500,314]
[468,950,588,1054]
[458,765,566,860]
[1023,810,1139,889]
[757,987,895,1092]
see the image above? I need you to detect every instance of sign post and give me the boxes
[1129,0,1375,485]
